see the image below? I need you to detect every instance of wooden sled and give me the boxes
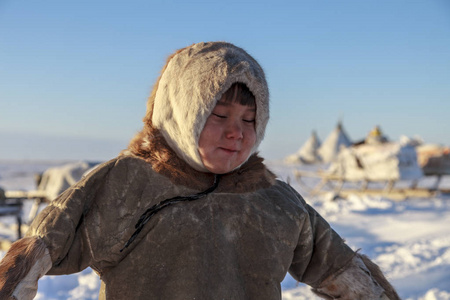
[294,169,450,201]
[0,189,49,240]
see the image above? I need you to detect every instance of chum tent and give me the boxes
[285,131,321,164]
[317,121,352,163]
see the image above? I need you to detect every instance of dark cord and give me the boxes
[120,174,221,252]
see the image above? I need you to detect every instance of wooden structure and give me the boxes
[294,169,450,200]
[0,161,97,240]
[0,189,49,240]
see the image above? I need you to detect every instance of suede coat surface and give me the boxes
[26,153,355,300]
[23,42,356,299]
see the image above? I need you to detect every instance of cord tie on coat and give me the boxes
[120,174,221,252]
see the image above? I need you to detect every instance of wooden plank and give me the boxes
[295,169,450,199]
[336,188,438,200]
[4,190,48,200]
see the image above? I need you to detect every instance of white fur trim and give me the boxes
[152,42,269,172]
[12,248,52,300]
[314,255,386,299]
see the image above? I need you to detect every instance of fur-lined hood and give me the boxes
[128,42,269,173]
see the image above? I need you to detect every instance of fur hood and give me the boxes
[129,42,269,173]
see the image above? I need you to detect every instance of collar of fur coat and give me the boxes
[122,125,276,193]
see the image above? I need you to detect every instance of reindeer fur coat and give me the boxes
[0,42,399,300]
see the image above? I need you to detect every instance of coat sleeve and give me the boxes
[285,184,399,299]
[0,158,120,299]
[0,236,52,300]
[25,158,118,275]
[287,187,356,287]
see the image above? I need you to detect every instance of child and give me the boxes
[0,42,400,299]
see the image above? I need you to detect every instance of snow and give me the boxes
[1,160,450,299]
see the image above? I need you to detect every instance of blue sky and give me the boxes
[1,0,449,161]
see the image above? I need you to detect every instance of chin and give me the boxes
[205,163,236,174]
[208,167,232,174]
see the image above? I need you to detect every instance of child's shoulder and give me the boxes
[81,155,155,183]
[259,179,310,212]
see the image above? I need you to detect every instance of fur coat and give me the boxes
[0,141,399,299]
[1,149,354,299]
[0,42,399,300]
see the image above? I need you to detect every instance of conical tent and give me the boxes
[285,131,321,164]
[318,121,352,163]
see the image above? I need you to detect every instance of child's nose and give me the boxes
[225,121,243,140]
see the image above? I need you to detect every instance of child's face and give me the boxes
[198,100,256,174]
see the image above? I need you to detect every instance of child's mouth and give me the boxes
[219,147,238,154]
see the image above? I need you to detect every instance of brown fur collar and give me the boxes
[121,125,276,193]
[0,237,48,298]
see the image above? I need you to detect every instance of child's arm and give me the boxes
[0,159,117,299]
[311,253,399,299]
[0,237,52,299]
[286,185,400,299]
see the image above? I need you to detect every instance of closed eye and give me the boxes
[212,113,226,119]
[243,119,255,123]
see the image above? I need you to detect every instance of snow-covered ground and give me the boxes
[0,160,449,300]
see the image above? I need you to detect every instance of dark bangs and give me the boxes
[221,82,256,107]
